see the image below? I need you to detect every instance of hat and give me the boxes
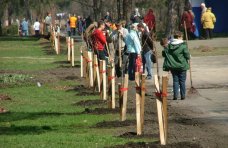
[201,3,205,7]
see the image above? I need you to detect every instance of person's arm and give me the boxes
[212,13,216,23]
[183,44,190,60]
[133,33,141,54]
[146,33,153,50]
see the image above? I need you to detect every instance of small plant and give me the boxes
[0,74,31,85]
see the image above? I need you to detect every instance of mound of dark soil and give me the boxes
[74,100,106,107]
[110,141,202,148]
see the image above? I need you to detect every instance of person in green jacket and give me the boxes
[161,31,190,100]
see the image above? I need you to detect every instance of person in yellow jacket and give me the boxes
[69,14,77,36]
[201,7,216,39]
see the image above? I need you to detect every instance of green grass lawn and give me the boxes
[0,37,152,148]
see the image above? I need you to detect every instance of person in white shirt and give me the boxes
[33,19,40,37]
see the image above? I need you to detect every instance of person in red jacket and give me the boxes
[181,7,196,40]
[92,20,107,61]
[143,9,156,32]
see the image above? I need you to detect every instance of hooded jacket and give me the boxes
[125,29,141,54]
[201,9,216,29]
[162,39,190,71]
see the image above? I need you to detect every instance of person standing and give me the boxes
[143,9,156,32]
[130,8,141,23]
[162,31,190,100]
[104,12,112,22]
[137,23,153,80]
[21,18,29,36]
[111,21,129,77]
[33,19,40,37]
[181,7,195,40]
[45,12,52,39]
[92,20,107,61]
[201,7,216,39]
[69,14,77,36]
[125,23,141,80]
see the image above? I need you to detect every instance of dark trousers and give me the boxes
[71,28,76,36]
[35,30,40,37]
[94,49,108,67]
[205,29,213,39]
[128,53,138,80]
[171,70,187,99]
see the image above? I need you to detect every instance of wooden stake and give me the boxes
[57,33,60,54]
[99,60,106,100]
[71,38,75,67]
[135,72,142,135]
[88,51,93,87]
[54,31,58,54]
[121,74,129,121]
[141,74,146,131]
[162,76,168,142]
[83,50,88,79]
[111,62,115,109]
[80,47,83,77]
[108,62,115,109]
[154,75,166,145]
[118,83,123,120]
[102,60,107,100]
[68,37,71,61]
[93,54,100,92]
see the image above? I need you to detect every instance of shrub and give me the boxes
[1,24,19,36]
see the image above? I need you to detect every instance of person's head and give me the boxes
[130,23,138,31]
[36,18,38,22]
[173,31,183,39]
[148,9,153,13]
[47,12,51,16]
[137,23,145,32]
[106,12,110,16]
[115,22,122,30]
[135,8,139,13]
[200,3,206,9]
[160,38,169,47]
[207,7,212,12]
[98,20,105,30]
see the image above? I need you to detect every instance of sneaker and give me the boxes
[181,97,185,100]
[146,76,152,80]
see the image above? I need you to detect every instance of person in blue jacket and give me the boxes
[125,23,141,80]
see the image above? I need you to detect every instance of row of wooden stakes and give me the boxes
[51,35,169,145]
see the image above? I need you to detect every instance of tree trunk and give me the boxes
[165,0,178,38]
[3,3,9,26]
[123,0,132,22]
[117,0,121,20]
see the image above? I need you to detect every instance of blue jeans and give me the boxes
[142,50,152,77]
[128,53,137,80]
[171,70,187,99]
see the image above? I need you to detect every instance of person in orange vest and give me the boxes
[69,14,77,36]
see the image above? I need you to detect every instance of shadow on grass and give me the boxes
[0,125,52,135]
[42,48,56,55]
[0,36,40,41]
[0,112,82,123]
